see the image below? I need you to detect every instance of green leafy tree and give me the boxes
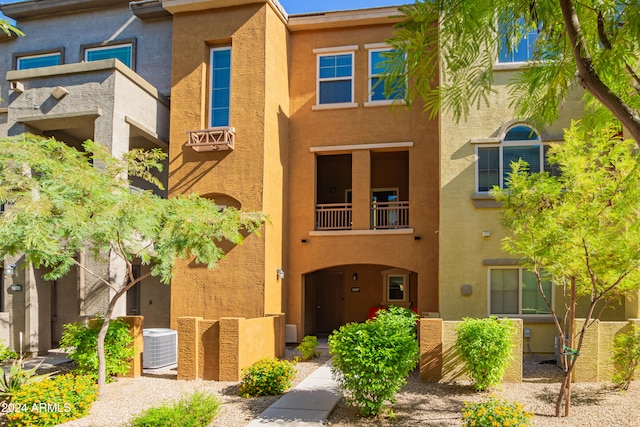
[493,120,640,416]
[386,0,640,143]
[0,18,23,38]
[0,134,265,394]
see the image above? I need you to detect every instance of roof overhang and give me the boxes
[0,0,131,20]
[287,6,404,31]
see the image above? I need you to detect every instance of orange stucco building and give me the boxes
[165,0,439,342]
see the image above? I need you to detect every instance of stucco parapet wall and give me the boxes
[164,0,287,21]
[0,0,131,20]
[6,59,169,107]
[288,6,404,31]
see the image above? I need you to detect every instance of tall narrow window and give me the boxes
[368,47,405,103]
[16,52,61,70]
[85,43,133,68]
[316,51,354,105]
[209,47,232,127]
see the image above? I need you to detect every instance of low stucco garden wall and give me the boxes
[177,314,285,381]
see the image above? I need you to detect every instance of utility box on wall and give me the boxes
[143,328,177,369]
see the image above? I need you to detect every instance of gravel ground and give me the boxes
[2,348,639,427]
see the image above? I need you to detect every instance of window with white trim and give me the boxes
[16,52,61,70]
[489,267,552,315]
[382,268,409,303]
[368,47,405,103]
[316,48,355,106]
[209,47,232,127]
[84,42,133,68]
[498,17,540,63]
[476,124,558,192]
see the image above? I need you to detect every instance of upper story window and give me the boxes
[367,45,405,104]
[84,42,134,68]
[15,51,62,70]
[313,45,357,109]
[476,124,557,192]
[489,267,552,316]
[498,18,540,63]
[209,46,232,128]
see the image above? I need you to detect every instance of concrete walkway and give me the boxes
[245,360,342,427]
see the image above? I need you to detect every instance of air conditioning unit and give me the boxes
[143,328,177,369]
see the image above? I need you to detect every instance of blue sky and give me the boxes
[1,1,408,21]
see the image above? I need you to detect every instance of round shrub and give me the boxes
[462,396,533,427]
[239,358,296,397]
[455,316,516,391]
[329,305,419,416]
[5,374,97,426]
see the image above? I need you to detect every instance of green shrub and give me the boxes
[455,316,516,391]
[328,305,419,416]
[0,358,54,402]
[612,324,640,390]
[239,358,297,397]
[0,340,18,363]
[130,390,221,427]
[59,317,135,380]
[461,396,533,427]
[5,373,97,426]
[296,335,320,361]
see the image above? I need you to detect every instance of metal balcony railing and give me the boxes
[371,200,409,229]
[315,203,352,230]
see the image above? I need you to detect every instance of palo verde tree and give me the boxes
[0,134,265,394]
[385,0,640,143]
[493,120,640,417]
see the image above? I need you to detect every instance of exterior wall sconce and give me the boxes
[276,269,285,280]
[352,273,358,281]
[3,264,16,276]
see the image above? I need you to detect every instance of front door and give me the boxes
[315,272,343,334]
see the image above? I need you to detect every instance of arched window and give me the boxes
[476,124,557,193]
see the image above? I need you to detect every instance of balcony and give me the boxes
[371,200,409,229]
[186,127,235,152]
[315,200,409,231]
[316,203,352,231]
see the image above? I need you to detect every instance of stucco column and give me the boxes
[351,150,371,230]
[23,263,40,355]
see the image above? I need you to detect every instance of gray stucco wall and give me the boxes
[0,3,172,107]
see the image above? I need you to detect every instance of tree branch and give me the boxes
[70,258,119,293]
[559,0,640,143]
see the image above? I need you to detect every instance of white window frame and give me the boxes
[495,17,541,69]
[487,266,553,317]
[365,43,406,107]
[16,52,62,70]
[209,46,232,128]
[84,42,133,68]
[474,124,549,193]
[312,45,358,110]
[382,268,410,304]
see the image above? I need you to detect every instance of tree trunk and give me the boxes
[96,285,129,396]
[554,277,577,417]
[558,0,640,144]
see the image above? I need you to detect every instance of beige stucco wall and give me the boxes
[286,22,440,340]
[437,62,599,354]
[169,2,287,325]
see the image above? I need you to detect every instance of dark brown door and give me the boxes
[315,272,343,334]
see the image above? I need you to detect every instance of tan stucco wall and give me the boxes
[169,3,288,325]
[286,23,440,340]
[419,317,523,383]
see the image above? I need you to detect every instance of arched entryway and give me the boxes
[303,264,417,336]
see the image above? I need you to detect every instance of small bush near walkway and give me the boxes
[455,316,516,391]
[239,358,297,397]
[129,390,220,427]
[329,305,419,416]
